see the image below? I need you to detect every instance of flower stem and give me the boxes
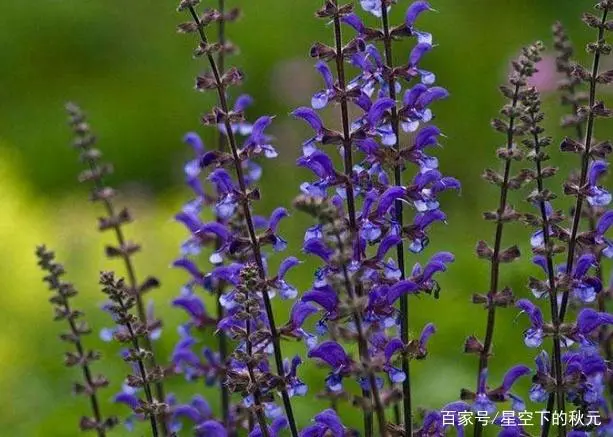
[527,106,565,437]
[72,113,168,436]
[245,300,269,437]
[541,8,609,437]
[103,276,159,437]
[559,7,608,320]
[186,7,298,436]
[330,2,388,435]
[331,230,389,437]
[380,3,412,432]
[37,247,110,437]
[474,81,521,437]
[215,0,231,430]
[64,301,107,437]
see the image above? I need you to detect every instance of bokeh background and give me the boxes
[1,0,612,435]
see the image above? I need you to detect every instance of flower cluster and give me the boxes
[292,1,459,435]
[171,1,303,436]
[34,1,613,437]
[512,4,613,437]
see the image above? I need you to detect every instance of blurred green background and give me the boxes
[1,0,612,436]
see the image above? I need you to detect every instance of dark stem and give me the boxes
[61,300,106,437]
[215,0,231,430]
[559,8,608,320]
[332,231,389,437]
[566,51,612,406]
[542,10,609,437]
[217,0,226,77]
[216,287,231,430]
[330,3,375,435]
[474,82,521,437]
[245,298,269,436]
[529,112,565,437]
[115,292,159,437]
[380,3,412,432]
[186,7,298,436]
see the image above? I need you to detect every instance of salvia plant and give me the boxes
[34,1,613,436]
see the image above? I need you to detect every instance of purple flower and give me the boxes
[529,351,550,402]
[271,256,301,299]
[172,292,214,328]
[587,160,611,206]
[250,417,288,437]
[404,1,435,45]
[417,322,436,356]
[208,169,238,220]
[400,86,448,134]
[312,62,336,109]
[285,356,308,397]
[300,409,345,437]
[472,366,529,414]
[596,210,613,258]
[383,338,406,383]
[376,186,408,217]
[302,285,339,319]
[416,402,471,437]
[195,421,227,437]
[359,0,388,18]
[516,299,544,347]
[308,341,353,392]
[406,1,433,28]
[408,43,435,84]
[183,132,206,182]
[242,116,277,158]
[292,107,328,155]
[266,207,290,252]
[171,395,214,433]
[572,253,601,303]
[291,0,456,425]
[576,308,613,337]
[386,279,420,305]
[282,301,318,349]
[303,238,333,262]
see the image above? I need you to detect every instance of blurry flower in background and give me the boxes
[271,59,319,106]
[507,53,560,94]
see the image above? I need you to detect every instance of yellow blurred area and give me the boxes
[0,147,192,435]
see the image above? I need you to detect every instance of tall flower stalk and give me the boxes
[36,246,118,437]
[554,20,613,383]
[469,42,543,437]
[519,84,566,437]
[558,3,611,323]
[330,3,384,435]
[215,1,230,427]
[65,103,168,435]
[540,3,613,436]
[294,1,456,436]
[377,1,438,431]
[99,272,164,436]
[175,0,299,435]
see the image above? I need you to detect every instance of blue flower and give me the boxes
[308,341,353,392]
[516,299,544,348]
[300,409,346,437]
